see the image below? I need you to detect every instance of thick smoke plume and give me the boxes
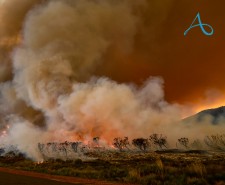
[0,0,224,160]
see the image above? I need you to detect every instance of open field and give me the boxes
[0,150,225,185]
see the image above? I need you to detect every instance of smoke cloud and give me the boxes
[0,0,224,160]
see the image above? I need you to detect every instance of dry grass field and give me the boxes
[0,149,225,185]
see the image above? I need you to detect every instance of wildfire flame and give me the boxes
[0,0,224,161]
[0,125,9,138]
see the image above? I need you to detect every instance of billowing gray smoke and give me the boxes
[0,0,224,161]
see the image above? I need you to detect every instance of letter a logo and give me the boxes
[184,12,214,36]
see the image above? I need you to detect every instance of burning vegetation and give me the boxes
[1,133,225,162]
[0,0,224,162]
[0,135,225,185]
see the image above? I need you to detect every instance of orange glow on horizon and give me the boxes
[180,93,225,119]
[192,99,225,114]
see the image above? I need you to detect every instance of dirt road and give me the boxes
[0,167,134,185]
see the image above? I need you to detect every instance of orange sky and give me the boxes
[1,0,224,113]
[95,0,225,111]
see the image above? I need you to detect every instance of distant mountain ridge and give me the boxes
[183,106,225,124]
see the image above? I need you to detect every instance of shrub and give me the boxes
[178,137,189,149]
[113,137,129,151]
[132,138,150,151]
[103,166,128,180]
[73,159,83,167]
[204,134,225,151]
[149,134,168,149]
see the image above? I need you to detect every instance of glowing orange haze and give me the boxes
[194,100,225,114]
[95,1,225,115]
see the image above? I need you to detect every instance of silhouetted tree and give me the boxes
[113,137,130,151]
[191,139,203,150]
[132,138,150,151]
[71,142,81,152]
[178,137,189,149]
[149,134,167,149]
[204,134,225,151]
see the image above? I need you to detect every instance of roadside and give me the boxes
[0,167,135,185]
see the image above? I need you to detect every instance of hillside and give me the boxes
[184,106,225,124]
